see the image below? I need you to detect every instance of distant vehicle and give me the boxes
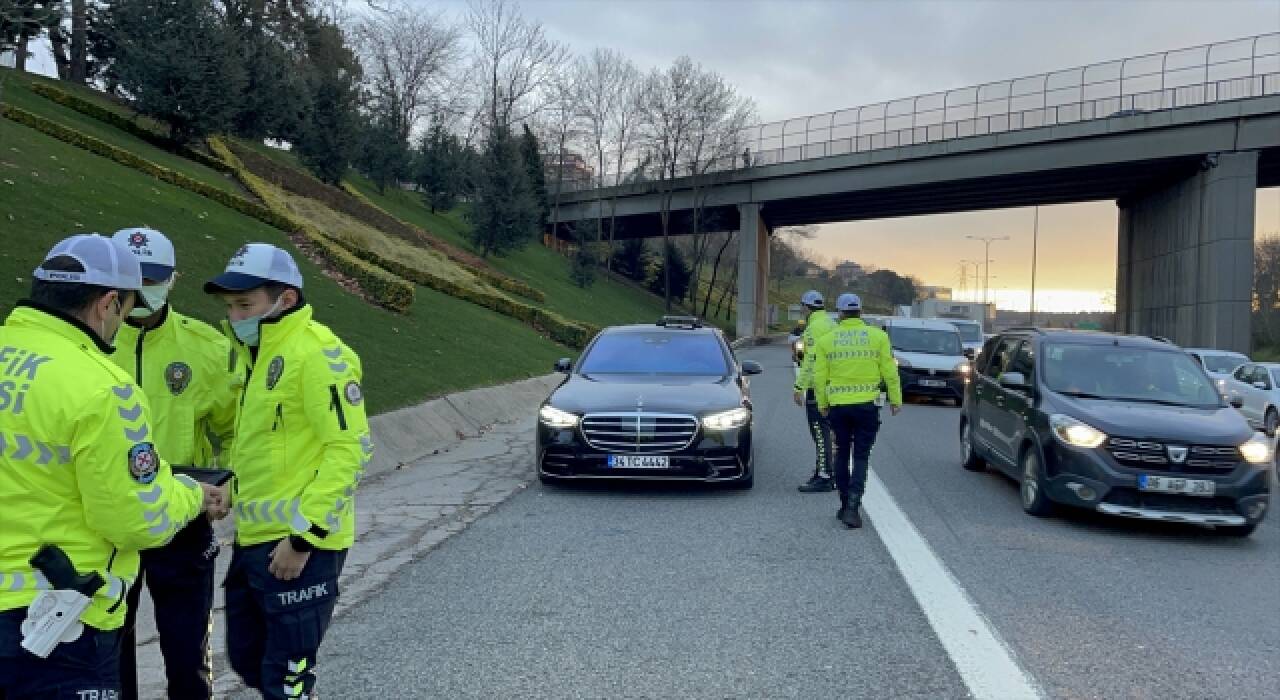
[1185,348,1250,394]
[961,328,1271,537]
[537,316,760,488]
[912,299,991,325]
[945,319,985,355]
[882,318,971,405]
[1223,362,1280,436]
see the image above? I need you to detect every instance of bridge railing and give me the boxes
[550,33,1280,196]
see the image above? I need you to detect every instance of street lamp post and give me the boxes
[966,235,1010,307]
[1029,206,1040,326]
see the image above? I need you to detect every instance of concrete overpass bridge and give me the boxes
[549,34,1280,351]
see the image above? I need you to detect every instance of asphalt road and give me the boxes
[316,344,1279,699]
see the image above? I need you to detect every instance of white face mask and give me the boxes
[231,296,284,347]
[130,279,174,319]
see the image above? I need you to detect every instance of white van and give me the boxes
[882,318,971,405]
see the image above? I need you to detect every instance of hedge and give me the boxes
[26,81,235,174]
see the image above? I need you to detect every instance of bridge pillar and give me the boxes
[1116,151,1257,353]
[736,203,770,339]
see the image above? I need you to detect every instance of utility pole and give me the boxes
[967,235,1009,307]
[1029,206,1040,326]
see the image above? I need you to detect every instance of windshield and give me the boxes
[888,327,963,356]
[579,332,730,375]
[947,321,983,343]
[1198,353,1248,374]
[1044,343,1222,407]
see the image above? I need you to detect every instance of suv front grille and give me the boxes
[581,413,699,453]
[1107,438,1240,474]
[901,367,958,379]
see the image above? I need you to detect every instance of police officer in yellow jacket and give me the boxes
[0,234,217,697]
[813,293,903,529]
[793,290,839,492]
[110,228,240,700]
[205,243,372,700]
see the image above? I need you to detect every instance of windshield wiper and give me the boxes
[1057,391,1212,408]
[1056,390,1114,401]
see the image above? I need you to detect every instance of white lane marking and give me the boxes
[794,364,1041,697]
[864,469,1044,700]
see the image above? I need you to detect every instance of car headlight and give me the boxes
[895,357,910,368]
[1049,414,1107,449]
[538,405,579,428]
[954,362,971,374]
[795,340,805,353]
[702,407,751,431]
[1239,433,1272,465]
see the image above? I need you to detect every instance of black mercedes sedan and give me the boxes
[537,317,762,488]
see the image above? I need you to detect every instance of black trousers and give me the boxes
[827,402,882,506]
[121,516,219,700]
[0,608,122,699]
[225,542,346,700]
[804,390,834,478]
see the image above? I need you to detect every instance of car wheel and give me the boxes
[1265,409,1278,438]
[1020,445,1055,517]
[1218,523,1258,538]
[960,417,986,472]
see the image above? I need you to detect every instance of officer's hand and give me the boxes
[198,483,223,515]
[793,391,804,406]
[890,404,902,416]
[819,407,829,417]
[269,539,311,581]
[206,483,232,521]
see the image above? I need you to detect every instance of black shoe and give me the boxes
[798,475,834,493]
[838,506,863,529]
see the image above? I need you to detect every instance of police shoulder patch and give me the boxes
[344,380,364,406]
[128,443,159,484]
[266,356,285,390]
[165,361,192,395]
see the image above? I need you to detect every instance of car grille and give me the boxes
[1107,438,1240,474]
[901,367,958,379]
[581,413,699,453]
[1103,488,1241,517]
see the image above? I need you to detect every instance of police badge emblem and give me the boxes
[165,361,192,395]
[128,443,159,484]
[266,356,285,390]
[344,380,364,406]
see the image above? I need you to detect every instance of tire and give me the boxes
[1020,445,1055,517]
[1218,523,1258,538]
[1265,409,1278,438]
[960,417,986,472]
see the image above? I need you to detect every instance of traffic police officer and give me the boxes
[110,228,240,700]
[0,234,217,696]
[204,243,372,700]
[813,293,902,528]
[793,290,838,492]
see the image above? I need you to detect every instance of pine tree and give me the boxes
[293,16,362,185]
[519,124,550,226]
[414,118,464,213]
[469,122,539,258]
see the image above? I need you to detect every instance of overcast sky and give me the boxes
[431,0,1280,311]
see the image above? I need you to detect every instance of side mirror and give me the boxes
[554,358,573,373]
[1230,396,1244,409]
[1253,381,1268,390]
[999,372,1029,389]
[741,360,764,376]
[964,348,976,360]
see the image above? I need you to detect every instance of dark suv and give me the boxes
[960,328,1272,536]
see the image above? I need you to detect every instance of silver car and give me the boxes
[1223,361,1280,435]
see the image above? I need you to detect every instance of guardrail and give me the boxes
[549,33,1280,195]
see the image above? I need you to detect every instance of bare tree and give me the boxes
[535,67,585,243]
[573,48,634,241]
[466,0,568,130]
[354,1,462,141]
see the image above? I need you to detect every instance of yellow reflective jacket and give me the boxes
[111,306,239,468]
[0,304,204,630]
[794,309,837,392]
[224,303,371,551]
[813,318,903,410]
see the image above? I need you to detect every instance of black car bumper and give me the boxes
[536,424,752,483]
[1039,439,1271,526]
[899,369,968,401]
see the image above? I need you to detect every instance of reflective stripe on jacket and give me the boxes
[813,318,903,409]
[0,303,203,629]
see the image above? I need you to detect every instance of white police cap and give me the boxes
[801,290,824,308]
[34,233,147,294]
[112,227,176,281]
[836,293,862,311]
[204,243,304,294]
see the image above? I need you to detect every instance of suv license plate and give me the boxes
[608,455,670,469]
[1138,475,1216,497]
[920,379,947,388]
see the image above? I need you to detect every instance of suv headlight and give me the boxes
[954,362,971,375]
[703,407,751,431]
[1239,433,1272,465]
[1049,414,1107,449]
[538,405,579,428]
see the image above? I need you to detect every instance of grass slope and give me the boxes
[0,117,565,413]
[344,174,675,329]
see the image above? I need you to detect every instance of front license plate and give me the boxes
[920,379,947,388]
[608,455,671,469]
[1138,474,1216,497]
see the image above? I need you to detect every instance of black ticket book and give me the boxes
[171,466,234,486]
